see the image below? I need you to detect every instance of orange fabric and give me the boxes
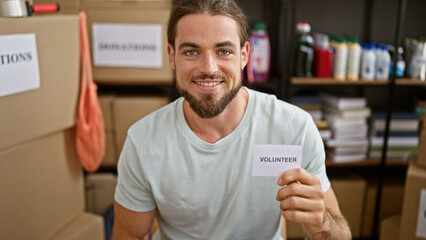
[76,11,105,173]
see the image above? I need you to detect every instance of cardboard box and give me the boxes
[399,160,426,240]
[102,132,118,167]
[380,214,401,240]
[286,221,304,239]
[33,0,80,13]
[362,181,377,237]
[48,212,105,240]
[0,130,85,240]
[418,130,426,168]
[114,95,169,152]
[80,0,172,11]
[99,94,118,166]
[0,15,80,151]
[86,173,117,215]
[330,174,367,238]
[86,10,173,84]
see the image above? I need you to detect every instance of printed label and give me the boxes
[0,34,40,97]
[252,144,302,177]
[92,23,162,68]
[416,188,426,238]
[251,38,269,73]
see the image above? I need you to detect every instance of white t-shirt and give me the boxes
[115,88,330,240]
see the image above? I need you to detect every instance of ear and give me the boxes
[167,43,176,70]
[240,41,250,69]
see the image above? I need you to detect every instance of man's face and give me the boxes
[167,13,249,118]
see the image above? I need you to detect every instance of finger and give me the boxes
[279,196,325,213]
[277,168,320,187]
[282,209,325,227]
[276,181,324,201]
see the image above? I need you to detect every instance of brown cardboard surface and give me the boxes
[418,130,426,168]
[361,179,404,238]
[330,174,367,238]
[81,0,172,11]
[33,0,80,13]
[99,94,115,131]
[380,214,401,240]
[86,173,117,215]
[286,221,305,239]
[399,160,426,240]
[48,212,104,240]
[0,129,85,240]
[362,181,377,237]
[86,10,173,84]
[114,96,169,151]
[101,131,117,167]
[0,15,80,151]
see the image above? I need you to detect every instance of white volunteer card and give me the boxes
[252,144,302,177]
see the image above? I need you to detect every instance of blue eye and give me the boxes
[219,50,231,56]
[184,50,197,56]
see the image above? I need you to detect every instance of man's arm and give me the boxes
[276,168,351,240]
[111,201,156,240]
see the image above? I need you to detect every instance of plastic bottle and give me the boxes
[246,21,271,83]
[346,36,361,81]
[293,21,314,77]
[313,33,333,77]
[395,47,406,77]
[361,43,376,81]
[411,40,426,80]
[376,44,391,81]
[332,36,348,81]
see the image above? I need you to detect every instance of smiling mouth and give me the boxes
[194,81,223,87]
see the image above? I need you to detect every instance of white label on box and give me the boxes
[252,144,302,177]
[416,188,426,238]
[0,34,40,97]
[92,23,162,68]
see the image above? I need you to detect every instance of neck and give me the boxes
[183,88,248,144]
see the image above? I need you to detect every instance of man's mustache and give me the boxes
[190,72,227,81]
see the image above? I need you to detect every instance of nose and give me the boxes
[199,51,218,76]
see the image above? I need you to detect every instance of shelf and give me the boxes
[292,77,388,85]
[395,78,426,86]
[325,157,411,167]
[291,77,426,86]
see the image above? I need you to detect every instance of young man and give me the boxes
[112,0,351,239]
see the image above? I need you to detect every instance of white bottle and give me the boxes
[346,36,362,81]
[361,44,376,81]
[376,44,391,81]
[333,36,348,81]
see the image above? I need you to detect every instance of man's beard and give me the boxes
[176,72,242,119]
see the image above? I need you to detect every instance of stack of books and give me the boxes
[369,112,420,160]
[321,93,371,163]
[292,95,331,140]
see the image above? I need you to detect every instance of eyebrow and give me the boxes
[178,41,237,51]
[215,41,237,50]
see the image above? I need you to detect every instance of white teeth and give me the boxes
[196,81,221,87]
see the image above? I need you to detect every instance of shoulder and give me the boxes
[249,89,312,123]
[127,98,181,141]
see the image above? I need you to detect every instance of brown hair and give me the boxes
[167,0,248,49]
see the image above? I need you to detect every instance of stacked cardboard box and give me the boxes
[99,94,118,167]
[399,160,426,240]
[380,214,401,240]
[362,179,405,238]
[82,0,173,84]
[0,15,103,239]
